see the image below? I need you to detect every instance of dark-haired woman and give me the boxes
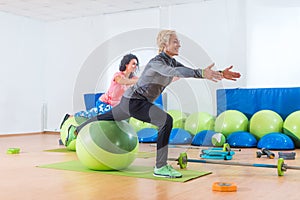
[74,54,139,118]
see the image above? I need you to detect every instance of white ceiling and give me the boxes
[0,0,206,21]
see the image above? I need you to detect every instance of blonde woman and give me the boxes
[70,30,241,178]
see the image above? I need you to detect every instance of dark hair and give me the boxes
[119,54,139,78]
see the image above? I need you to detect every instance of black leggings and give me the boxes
[76,97,173,168]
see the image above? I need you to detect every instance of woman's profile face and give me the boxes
[165,34,181,57]
[126,59,138,72]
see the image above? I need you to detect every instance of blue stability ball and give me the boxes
[257,132,295,150]
[227,131,257,148]
[191,130,216,146]
[137,128,158,143]
[169,128,193,145]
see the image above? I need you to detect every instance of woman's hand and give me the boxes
[222,66,241,81]
[203,63,223,82]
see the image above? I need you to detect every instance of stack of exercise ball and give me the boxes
[131,107,300,149]
[184,112,215,135]
[167,110,188,129]
[256,132,294,150]
[214,110,248,137]
[249,109,294,150]
[132,109,194,144]
[226,131,257,148]
[283,110,300,148]
[129,117,158,143]
[184,112,216,146]
[76,120,139,170]
[211,109,297,149]
[136,128,158,143]
[249,110,283,140]
[213,110,252,147]
[169,128,193,145]
[191,130,217,146]
[167,110,192,144]
[129,117,157,133]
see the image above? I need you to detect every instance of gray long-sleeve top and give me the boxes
[123,52,204,102]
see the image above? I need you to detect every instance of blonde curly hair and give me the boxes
[156,29,176,53]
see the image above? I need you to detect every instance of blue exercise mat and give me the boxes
[217,87,300,120]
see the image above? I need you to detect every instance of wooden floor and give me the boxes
[1,132,300,200]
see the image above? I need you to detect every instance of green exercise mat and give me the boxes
[44,148,74,153]
[38,160,211,182]
[44,148,156,158]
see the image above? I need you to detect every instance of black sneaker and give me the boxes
[60,114,70,129]
[65,125,78,147]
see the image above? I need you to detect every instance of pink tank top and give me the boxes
[100,71,135,106]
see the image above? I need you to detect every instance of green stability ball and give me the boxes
[283,111,300,147]
[76,120,139,171]
[60,116,87,151]
[129,117,157,133]
[211,133,226,147]
[249,110,283,139]
[214,110,248,137]
[167,110,188,129]
[184,112,215,135]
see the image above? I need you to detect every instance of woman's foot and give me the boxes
[153,164,182,178]
[60,114,71,129]
[65,125,78,147]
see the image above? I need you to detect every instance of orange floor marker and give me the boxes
[212,182,237,192]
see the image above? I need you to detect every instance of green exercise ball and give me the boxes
[214,110,248,137]
[60,116,87,151]
[129,117,157,133]
[167,110,188,129]
[184,112,215,135]
[67,140,77,151]
[249,110,283,139]
[283,110,300,147]
[211,132,226,147]
[76,120,139,171]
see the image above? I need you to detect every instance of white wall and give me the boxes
[0,12,45,134]
[44,9,160,131]
[44,0,247,131]
[246,0,300,87]
[2,0,299,134]
[162,0,247,114]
